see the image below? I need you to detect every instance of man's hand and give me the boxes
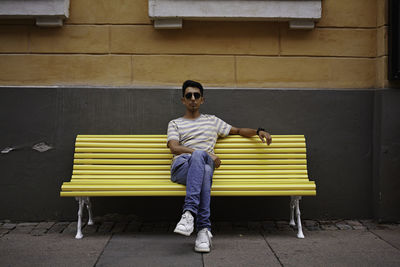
[259,131,272,145]
[209,153,221,168]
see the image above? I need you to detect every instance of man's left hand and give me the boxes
[209,153,221,168]
[258,131,272,145]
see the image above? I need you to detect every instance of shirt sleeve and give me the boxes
[167,120,180,143]
[215,116,232,138]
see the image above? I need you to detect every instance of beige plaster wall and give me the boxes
[0,0,391,88]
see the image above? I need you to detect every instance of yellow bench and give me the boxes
[60,134,316,239]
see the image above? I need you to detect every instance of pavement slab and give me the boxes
[30,228,48,236]
[9,223,37,234]
[111,222,128,234]
[35,221,56,230]
[335,222,353,230]
[82,224,98,235]
[1,223,16,230]
[370,228,400,250]
[265,230,400,267]
[47,222,70,234]
[304,220,320,231]
[345,220,366,230]
[0,228,10,237]
[98,222,115,234]
[203,232,281,267]
[320,224,338,231]
[96,233,202,267]
[262,220,276,232]
[0,234,110,267]
[31,222,56,236]
[62,222,79,235]
[276,221,294,231]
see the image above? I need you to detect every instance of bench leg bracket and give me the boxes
[289,196,304,239]
[75,197,94,239]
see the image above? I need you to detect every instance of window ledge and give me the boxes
[0,0,70,27]
[149,0,321,29]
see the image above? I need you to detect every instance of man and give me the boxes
[167,80,272,253]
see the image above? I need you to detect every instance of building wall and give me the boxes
[0,0,392,88]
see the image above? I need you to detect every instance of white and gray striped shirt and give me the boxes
[167,114,232,157]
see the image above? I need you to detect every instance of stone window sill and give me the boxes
[0,0,70,27]
[149,0,321,29]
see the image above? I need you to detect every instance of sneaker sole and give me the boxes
[194,246,210,253]
[174,228,193,236]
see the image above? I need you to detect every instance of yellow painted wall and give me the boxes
[0,0,392,88]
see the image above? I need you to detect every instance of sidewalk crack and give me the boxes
[94,233,113,267]
[368,229,400,251]
[261,230,284,267]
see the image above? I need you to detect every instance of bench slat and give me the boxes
[75,142,305,148]
[74,153,307,159]
[75,147,306,153]
[76,135,304,142]
[77,135,305,138]
[60,190,316,197]
[72,169,307,175]
[73,164,307,170]
[62,183,315,191]
[73,159,307,165]
[68,179,312,184]
[71,174,309,179]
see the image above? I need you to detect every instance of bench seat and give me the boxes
[60,134,316,239]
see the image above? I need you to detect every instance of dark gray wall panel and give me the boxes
[0,87,395,221]
[374,89,400,221]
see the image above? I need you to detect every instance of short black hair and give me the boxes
[182,80,204,97]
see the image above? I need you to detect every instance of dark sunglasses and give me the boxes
[184,92,202,100]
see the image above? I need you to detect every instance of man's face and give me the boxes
[181,86,204,112]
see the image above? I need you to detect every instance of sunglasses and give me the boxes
[184,92,202,100]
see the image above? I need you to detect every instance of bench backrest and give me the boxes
[61,135,316,196]
[61,134,315,196]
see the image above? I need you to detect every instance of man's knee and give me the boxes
[191,150,208,160]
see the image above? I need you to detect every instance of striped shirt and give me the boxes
[167,114,232,157]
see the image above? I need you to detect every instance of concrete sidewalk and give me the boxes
[1,219,400,266]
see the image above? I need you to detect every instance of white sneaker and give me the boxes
[195,228,213,253]
[174,211,194,236]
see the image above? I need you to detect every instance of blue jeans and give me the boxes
[170,150,214,231]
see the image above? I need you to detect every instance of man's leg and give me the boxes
[196,162,214,231]
[193,159,214,253]
[170,154,193,236]
[183,150,212,217]
[171,150,213,236]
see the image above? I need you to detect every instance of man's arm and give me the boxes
[167,140,194,155]
[167,140,222,168]
[229,126,272,145]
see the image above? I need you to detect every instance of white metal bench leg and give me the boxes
[84,197,94,225]
[289,196,296,227]
[294,196,305,238]
[74,197,94,239]
[75,197,84,239]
